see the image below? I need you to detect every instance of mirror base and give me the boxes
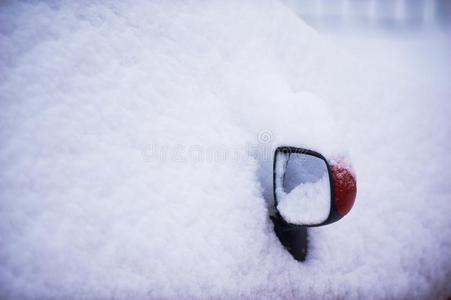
[271,216,308,262]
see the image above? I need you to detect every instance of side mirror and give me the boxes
[272,146,357,260]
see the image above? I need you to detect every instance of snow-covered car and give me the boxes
[1,0,450,299]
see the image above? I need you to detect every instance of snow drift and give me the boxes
[0,0,450,299]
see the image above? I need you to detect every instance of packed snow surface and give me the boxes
[277,173,330,225]
[1,0,450,299]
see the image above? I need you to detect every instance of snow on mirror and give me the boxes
[275,151,331,225]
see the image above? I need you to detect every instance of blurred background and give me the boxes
[284,0,451,96]
[286,0,451,33]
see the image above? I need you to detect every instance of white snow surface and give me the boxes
[1,0,451,299]
[277,173,330,225]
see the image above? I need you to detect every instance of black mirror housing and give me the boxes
[272,146,357,261]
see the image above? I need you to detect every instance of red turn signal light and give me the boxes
[331,162,357,217]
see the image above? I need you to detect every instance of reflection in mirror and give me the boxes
[275,152,331,225]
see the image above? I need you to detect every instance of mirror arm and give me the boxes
[271,214,309,262]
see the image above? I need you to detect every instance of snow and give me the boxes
[277,173,330,225]
[1,0,450,299]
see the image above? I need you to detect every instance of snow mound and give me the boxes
[0,0,450,299]
[277,173,330,225]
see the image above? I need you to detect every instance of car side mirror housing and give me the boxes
[272,146,357,260]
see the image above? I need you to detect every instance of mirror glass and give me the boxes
[275,151,331,225]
